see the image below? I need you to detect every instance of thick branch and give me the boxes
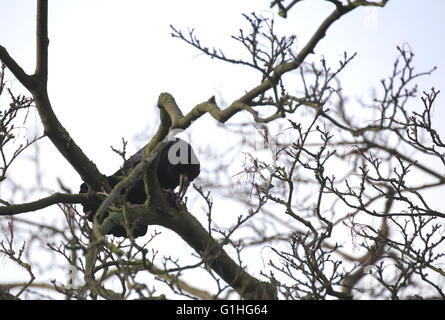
[173,97,243,128]
[159,206,277,300]
[35,0,48,81]
[1,1,106,190]
[0,193,94,216]
[157,93,184,125]
[100,199,277,299]
[158,93,279,130]
[32,91,106,190]
[31,1,104,189]
[0,46,35,90]
[93,124,276,299]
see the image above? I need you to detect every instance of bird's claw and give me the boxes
[163,188,187,207]
[96,187,109,197]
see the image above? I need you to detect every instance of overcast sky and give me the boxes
[1,0,443,177]
[1,0,444,296]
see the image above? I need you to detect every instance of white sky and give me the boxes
[0,0,444,298]
[1,1,443,174]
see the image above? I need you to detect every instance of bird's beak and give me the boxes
[177,174,190,199]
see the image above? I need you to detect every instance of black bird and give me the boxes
[79,138,200,238]
[157,138,201,198]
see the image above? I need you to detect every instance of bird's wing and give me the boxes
[114,146,145,175]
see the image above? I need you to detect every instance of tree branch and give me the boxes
[237,5,353,104]
[88,101,277,298]
[159,206,277,299]
[98,195,277,299]
[171,1,388,127]
[0,47,35,90]
[31,1,105,189]
[35,0,48,82]
[0,1,106,190]
[0,193,95,216]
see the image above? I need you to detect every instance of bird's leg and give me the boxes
[177,174,190,200]
[96,186,110,197]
